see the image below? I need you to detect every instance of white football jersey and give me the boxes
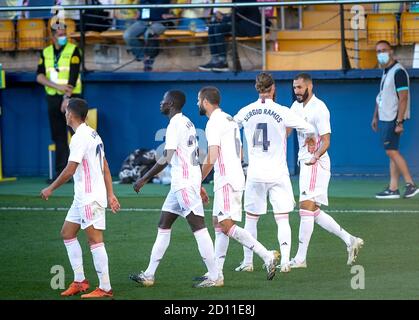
[68,123,107,208]
[290,94,332,161]
[235,98,315,182]
[165,113,202,191]
[205,108,245,192]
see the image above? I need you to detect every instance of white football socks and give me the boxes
[243,214,259,265]
[275,214,291,265]
[64,238,85,282]
[144,228,171,277]
[315,210,352,246]
[214,227,230,272]
[90,242,111,292]
[294,209,316,263]
[228,224,272,264]
[194,228,219,281]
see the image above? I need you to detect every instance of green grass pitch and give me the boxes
[1,177,419,300]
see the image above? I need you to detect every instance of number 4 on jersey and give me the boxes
[253,123,270,151]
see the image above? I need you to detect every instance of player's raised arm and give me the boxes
[283,107,315,135]
[133,149,175,193]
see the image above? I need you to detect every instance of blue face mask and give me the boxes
[377,52,390,65]
[57,36,67,47]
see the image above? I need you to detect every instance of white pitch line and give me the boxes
[0,207,419,214]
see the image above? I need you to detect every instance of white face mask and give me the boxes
[377,52,390,65]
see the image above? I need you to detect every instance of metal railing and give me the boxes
[0,0,417,72]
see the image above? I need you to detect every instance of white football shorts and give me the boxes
[299,157,331,206]
[213,184,243,222]
[244,178,295,215]
[65,201,106,230]
[162,186,205,217]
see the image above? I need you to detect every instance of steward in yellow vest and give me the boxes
[36,25,82,181]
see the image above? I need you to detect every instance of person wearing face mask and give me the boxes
[372,40,418,199]
[37,24,82,182]
[288,73,364,269]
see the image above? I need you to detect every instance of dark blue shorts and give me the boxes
[378,120,400,150]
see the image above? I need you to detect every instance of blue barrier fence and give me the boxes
[2,70,418,176]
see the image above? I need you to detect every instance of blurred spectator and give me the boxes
[123,0,174,72]
[199,0,267,72]
[114,0,139,30]
[57,0,83,31]
[81,0,112,32]
[198,0,231,71]
[0,0,24,19]
[176,0,210,32]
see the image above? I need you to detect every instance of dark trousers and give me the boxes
[208,16,232,59]
[46,94,81,177]
[208,15,262,59]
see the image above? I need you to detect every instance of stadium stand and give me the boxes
[366,13,398,46]
[17,18,47,50]
[0,20,15,51]
[400,12,419,45]
[267,4,346,70]
[0,1,416,72]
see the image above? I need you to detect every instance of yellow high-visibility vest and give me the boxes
[43,43,82,96]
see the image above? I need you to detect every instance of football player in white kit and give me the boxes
[234,72,315,273]
[129,90,221,288]
[197,86,280,283]
[289,73,364,268]
[41,98,121,298]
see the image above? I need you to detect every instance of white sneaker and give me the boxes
[264,250,280,280]
[289,258,307,269]
[234,261,254,272]
[193,275,224,288]
[280,262,291,273]
[193,272,224,286]
[347,237,364,265]
[129,271,155,287]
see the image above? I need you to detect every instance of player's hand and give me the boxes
[304,136,316,154]
[108,194,121,213]
[60,98,69,113]
[133,178,146,193]
[200,186,209,205]
[371,117,378,132]
[395,123,404,134]
[305,156,318,166]
[40,187,53,200]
